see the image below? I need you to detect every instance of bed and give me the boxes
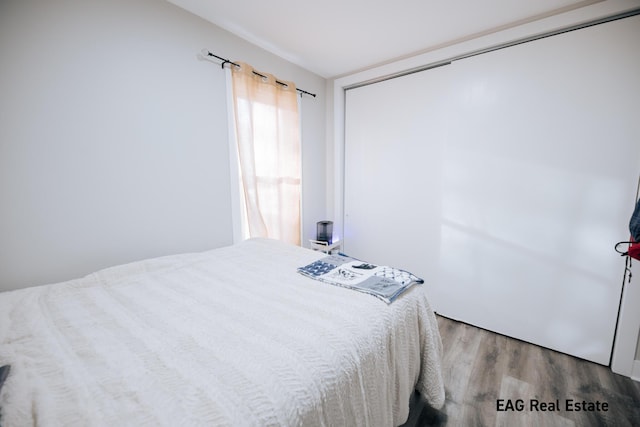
[0,238,445,426]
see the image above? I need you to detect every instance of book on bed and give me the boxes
[298,253,423,303]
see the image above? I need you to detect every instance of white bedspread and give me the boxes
[0,238,444,426]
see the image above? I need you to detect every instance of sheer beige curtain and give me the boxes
[230,62,301,245]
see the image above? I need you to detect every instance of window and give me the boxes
[229,62,301,245]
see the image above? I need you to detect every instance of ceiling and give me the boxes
[168,0,597,78]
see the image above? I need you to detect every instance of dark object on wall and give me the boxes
[630,244,640,261]
[317,221,333,243]
[0,365,10,394]
[615,240,640,260]
[615,199,640,262]
[630,199,640,242]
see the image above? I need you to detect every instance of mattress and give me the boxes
[0,238,445,426]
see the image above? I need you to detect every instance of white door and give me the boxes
[344,15,640,365]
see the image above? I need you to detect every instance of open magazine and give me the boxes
[297,254,423,304]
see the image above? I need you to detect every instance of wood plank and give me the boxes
[401,315,640,426]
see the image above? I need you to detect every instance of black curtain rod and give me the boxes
[206,51,316,98]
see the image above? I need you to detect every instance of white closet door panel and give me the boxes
[344,15,640,364]
[433,16,640,365]
[344,64,451,278]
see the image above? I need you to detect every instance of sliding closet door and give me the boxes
[344,15,640,364]
[344,64,451,280]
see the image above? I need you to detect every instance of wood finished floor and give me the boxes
[402,315,640,427]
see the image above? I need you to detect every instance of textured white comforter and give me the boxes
[0,238,444,426]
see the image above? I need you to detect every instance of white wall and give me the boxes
[0,0,326,291]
